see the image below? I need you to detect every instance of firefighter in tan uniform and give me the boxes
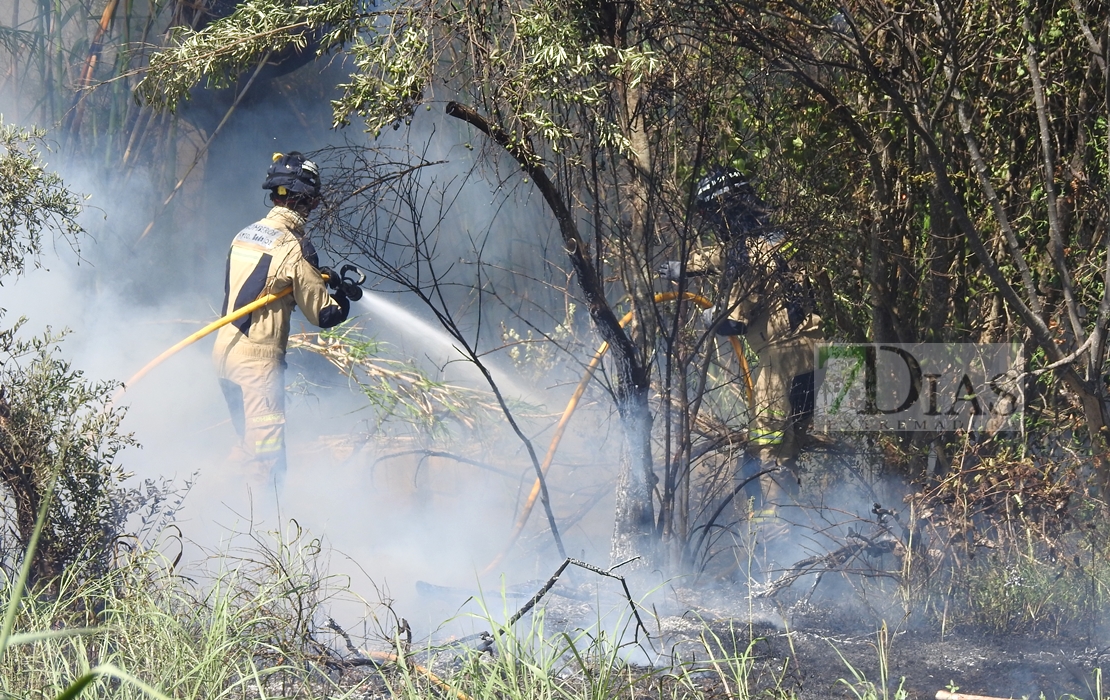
[214,152,350,490]
[659,167,822,519]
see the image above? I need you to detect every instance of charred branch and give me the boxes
[755,530,904,600]
[444,101,649,396]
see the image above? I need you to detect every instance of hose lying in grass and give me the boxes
[366,650,471,700]
[324,619,472,700]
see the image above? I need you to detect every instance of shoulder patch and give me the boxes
[232,223,283,250]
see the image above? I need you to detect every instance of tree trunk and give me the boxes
[610,69,660,567]
[610,387,657,565]
[446,101,659,566]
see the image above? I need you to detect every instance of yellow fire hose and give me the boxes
[121,268,374,393]
[120,286,297,391]
[481,290,753,575]
[366,650,471,700]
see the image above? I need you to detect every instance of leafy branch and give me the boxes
[288,327,521,435]
[0,122,84,279]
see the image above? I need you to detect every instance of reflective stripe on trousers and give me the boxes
[218,353,287,489]
[747,337,816,464]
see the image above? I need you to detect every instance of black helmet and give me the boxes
[694,167,752,207]
[694,166,769,239]
[262,151,321,198]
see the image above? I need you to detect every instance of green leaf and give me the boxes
[6,627,99,646]
[51,674,97,700]
[50,665,172,700]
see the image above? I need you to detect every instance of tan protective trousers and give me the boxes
[750,342,813,458]
[217,354,287,490]
[744,338,817,505]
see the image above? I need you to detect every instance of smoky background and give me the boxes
[0,8,933,645]
[0,55,650,637]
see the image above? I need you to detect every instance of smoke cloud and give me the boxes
[0,59,632,636]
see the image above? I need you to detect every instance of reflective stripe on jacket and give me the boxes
[213,206,340,370]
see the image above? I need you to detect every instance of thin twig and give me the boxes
[376,449,516,478]
[504,557,651,642]
[134,50,273,246]
[1024,17,1084,345]
[688,467,778,564]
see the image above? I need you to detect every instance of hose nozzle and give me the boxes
[338,264,365,301]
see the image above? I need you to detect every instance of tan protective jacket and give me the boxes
[688,235,821,355]
[213,206,340,371]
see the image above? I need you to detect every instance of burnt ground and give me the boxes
[512,567,1110,700]
[330,597,1104,700]
[397,571,1108,700]
[652,583,1109,700]
[348,460,1108,700]
[660,607,1107,700]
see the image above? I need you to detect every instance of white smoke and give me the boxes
[0,76,631,639]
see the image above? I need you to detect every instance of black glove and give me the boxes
[657,260,683,282]
[319,266,339,290]
[318,288,350,328]
[715,319,747,336]
[335,288,351,312]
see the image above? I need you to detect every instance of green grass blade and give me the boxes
[51,673,97,700]
[6,627,99,646]
[0,459,61,660]
[49,664,172,700]
[89,665,172,700]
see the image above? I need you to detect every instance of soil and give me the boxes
[647,590,1108,700]
[523,570,1108,700]
[340,477,1108,700]
[680,613,1104,700]
[330,571,1107,700]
